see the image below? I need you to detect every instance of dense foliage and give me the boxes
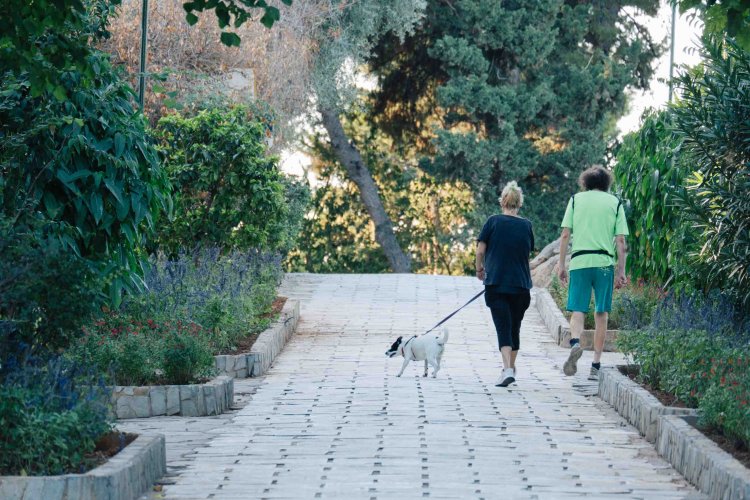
[0,4,171,305]
[0,356,112,476]
[155,106,290,255]
[368,0,663,247]
[70,248,282,385]
[670,39,750,307]
[0,221,104,356]
[72,314,215,385]
[613,111,689,285]
[679,0,750,49]
[618,293,750,449]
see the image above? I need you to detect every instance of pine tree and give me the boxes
[370,0,663,245]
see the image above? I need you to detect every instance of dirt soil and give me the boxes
[223,296,287,356]
[619,365,690,408]
[618,365,750,470]
[83,431,138,471]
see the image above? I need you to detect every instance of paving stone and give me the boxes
[127,274,701,499]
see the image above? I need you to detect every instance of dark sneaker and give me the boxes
[563,344,583,376]
[496,368,515,387]
[588,365,599,381]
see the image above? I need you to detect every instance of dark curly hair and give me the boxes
[578,165,612,191]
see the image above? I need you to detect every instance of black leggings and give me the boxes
[488,291,531,351]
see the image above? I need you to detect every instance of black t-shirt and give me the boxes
[477,214,534,292]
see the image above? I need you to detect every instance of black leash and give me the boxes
[423,289,486,335]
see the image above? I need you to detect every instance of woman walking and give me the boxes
[475,181,534,387]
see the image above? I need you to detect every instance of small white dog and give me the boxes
[385,329,449,378]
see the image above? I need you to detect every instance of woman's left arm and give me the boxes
[476,241,487,281]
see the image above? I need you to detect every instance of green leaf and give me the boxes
[53,85,67,101]
[89,192,104,224]
[186,12,199,25]
[114,133,125,157]
[104,178,124,204]
[260,7,280,28]
[220,32,241,47]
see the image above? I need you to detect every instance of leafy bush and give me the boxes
[618,292,750,448]
[0,356,112,476]
[123,248,282,353]
[72,314,215,386]
[0,51,171,305]
[0,220,104,356]
[154,106,289,255]
[548,275,661,330]
[613,110,689,285]
[670,38,750,307]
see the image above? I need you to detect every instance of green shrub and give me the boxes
[73,315,215,386]
[613,110,689,285]
[0,220,104,355]
[123,249,281,354]
[154,106,288,255]
[670,38,750,307]
[0,357,112,476]
[617,292,750,448]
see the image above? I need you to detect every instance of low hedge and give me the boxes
[617,293,750,449]
[69,248,282,386]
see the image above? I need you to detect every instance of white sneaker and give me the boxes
[496,368,515,387]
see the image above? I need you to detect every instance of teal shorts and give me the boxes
[567,266,614,313]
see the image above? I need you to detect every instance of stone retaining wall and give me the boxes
[215,299,300,378]
[598,367,696,442]
[657,415,750,500]
[535,287,569,344]
[0,434,165,500]
[113,376,233,419]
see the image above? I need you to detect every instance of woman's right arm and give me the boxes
[476,241,487,281]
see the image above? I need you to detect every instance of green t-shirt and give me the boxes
[560,190,629,271]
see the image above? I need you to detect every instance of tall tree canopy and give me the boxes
[369,0,663,245]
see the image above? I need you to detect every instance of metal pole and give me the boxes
[138,0,149,110]
[668,3,677,103]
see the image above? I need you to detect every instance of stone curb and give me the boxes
[215,299,300,378]
[534,287,570,345]
[598,366,696,443]
[112,376,233,419]
[656,415,750,500]
[534,287,618,351]
[0,433,166,500]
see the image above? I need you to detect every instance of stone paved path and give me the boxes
[122,274,700,499]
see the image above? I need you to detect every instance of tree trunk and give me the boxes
[319,107,411,273]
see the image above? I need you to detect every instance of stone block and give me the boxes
[115,395,136,420]
[203,384,217,415]
[39,477,66,500]
[657,415,750,499]
[179,385,199,417]
[149,386,167,416]
[165,386,180,415]
[599,367,696,442]
[130,395,151,418]
[0,477,28,500]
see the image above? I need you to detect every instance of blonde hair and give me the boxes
[500,181,524,210]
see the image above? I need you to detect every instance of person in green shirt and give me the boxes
[557,165,629,381]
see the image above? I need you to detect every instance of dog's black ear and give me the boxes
[397,336,402,341]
